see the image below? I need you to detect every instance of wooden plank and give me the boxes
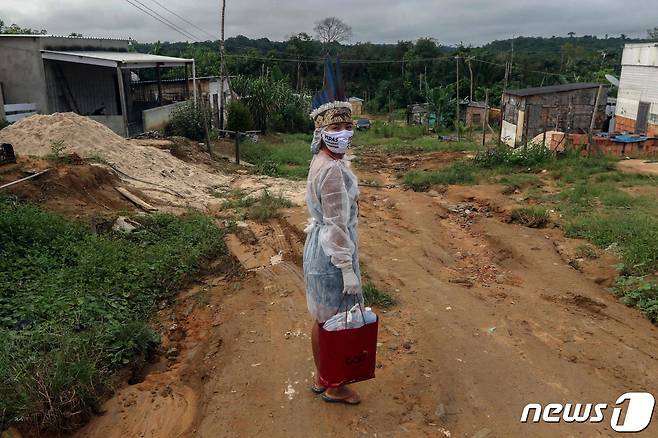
[0,169,50,190]
[115,187,158,212]
[4,103,36,112]
[6,112,37,123]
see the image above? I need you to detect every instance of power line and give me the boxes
[470,57,566,77]
[147,0,217,40]
[130,0,202,40]
[124,0,200,42]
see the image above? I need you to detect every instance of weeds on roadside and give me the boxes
[473,143,554,169]
[404,161,476,191]
[362,280,396,308]
[222,190,293,222]
[0,198,227,430]
[510,206,550,228]
[612,276,658,323]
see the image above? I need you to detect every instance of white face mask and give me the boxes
[321,129,353,154]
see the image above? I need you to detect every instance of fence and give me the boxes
[4,103,37,123]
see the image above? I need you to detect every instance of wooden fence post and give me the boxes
[588,85,604,157]
[212,94,220,129]
[202,94,213,158]
[235,132,241,165]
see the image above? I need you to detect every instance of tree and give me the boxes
[231,75,303,133]
[567,32,576,38]
[648,27,658,40]
[0,19,47,35]
[314,17,353,45]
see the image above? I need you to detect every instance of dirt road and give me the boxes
[76,152,658,438]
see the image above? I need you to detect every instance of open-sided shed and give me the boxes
[0,35,196,136]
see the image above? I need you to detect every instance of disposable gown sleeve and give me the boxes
[318,162,355,270]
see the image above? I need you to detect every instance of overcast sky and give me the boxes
[2,0,656,45]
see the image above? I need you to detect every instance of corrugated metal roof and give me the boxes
[0,34,130,42]
[41,50,193,68]
[505,82,602,97]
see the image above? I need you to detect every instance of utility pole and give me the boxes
[219,0,227,132]
[455,55,460,141]
[482,90,489,147]
[424,65,428,93]
[467,57,474,102]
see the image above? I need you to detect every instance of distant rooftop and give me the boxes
[41,50,192,69]
[0,34,130,42]
[505,82,602,97]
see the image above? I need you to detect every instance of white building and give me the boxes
[615,42,658,136]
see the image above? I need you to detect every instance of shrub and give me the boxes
[271,98,313,133]
[226,100,253,132]
[231,76,311,133]
[165,100,204,141]
[0,118,9,130]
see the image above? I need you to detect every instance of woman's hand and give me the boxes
[341,268,361,295]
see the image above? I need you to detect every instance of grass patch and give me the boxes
[240,133,311,179]
[221,190,293,222]
[361,178,382,188]
[497,173,544,191]
[510,206,550,228]
[474,143,554,169]
[404,161,476,191]
[362,280,396,308]
[563,211,658,276]
[0,197,227,430]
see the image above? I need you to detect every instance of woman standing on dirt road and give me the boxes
[303,58,364,405]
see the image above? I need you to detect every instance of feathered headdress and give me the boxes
[309,57,352,128]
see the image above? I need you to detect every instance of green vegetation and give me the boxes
[219,189,293,222]
[240,133,312,179]
[362,280,396,308]
[0,118,9,130]
[134,33,639,112]
[0,198,227,430]
[46,140,72,164]
[226,100,254,132]
[398,143,658,321]
[230,76,311,133]
[510,206,550,228]
[612,276,658,323]
[404,161,476,191]
[354,121,480,154]
[165,100,205,141]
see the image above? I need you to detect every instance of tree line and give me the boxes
[133,24,657,112]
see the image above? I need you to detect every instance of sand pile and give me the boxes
[0,113,232,210]
[0,113,305,211]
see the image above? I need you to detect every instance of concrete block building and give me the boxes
[0,35,196,136]
[615,42,658,136]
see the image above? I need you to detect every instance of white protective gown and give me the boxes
[303,152,363,323]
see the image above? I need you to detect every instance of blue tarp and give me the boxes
[611,134,650,143]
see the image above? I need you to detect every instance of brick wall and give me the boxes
[615,115,658,137]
